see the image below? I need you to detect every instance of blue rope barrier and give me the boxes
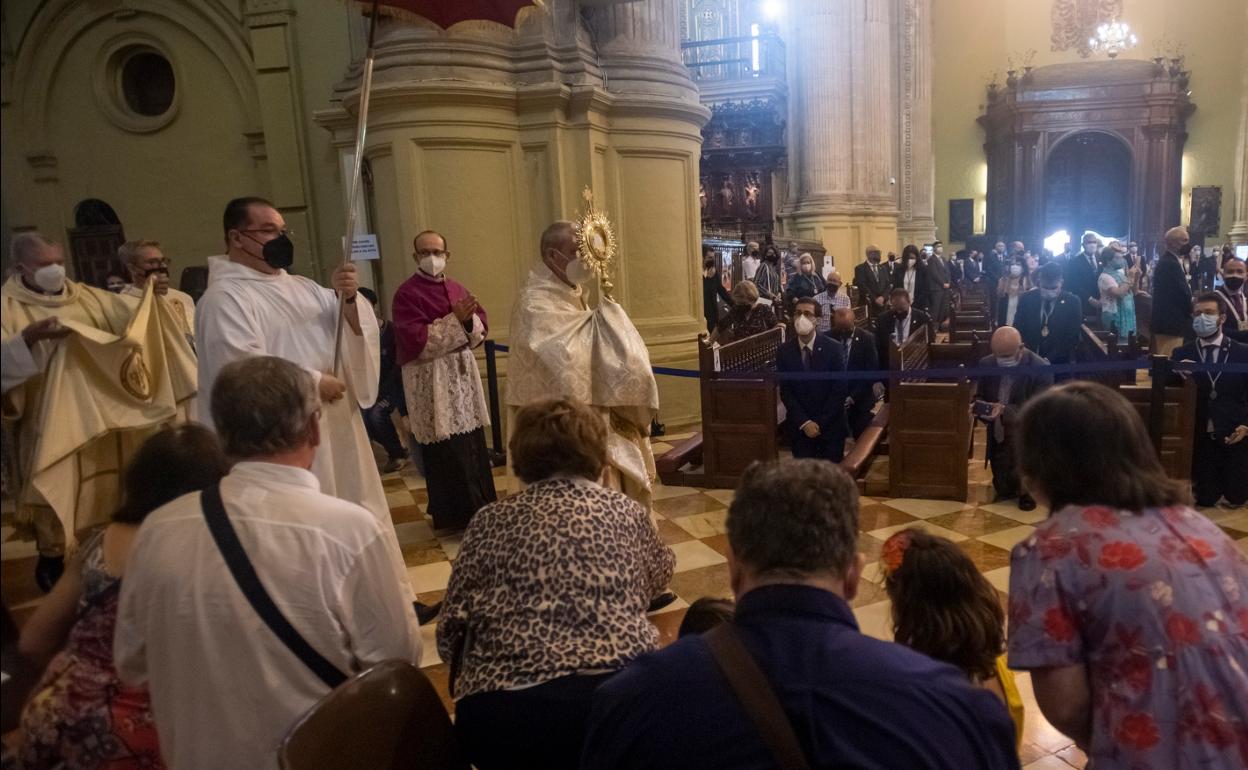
[488,342,1248,381]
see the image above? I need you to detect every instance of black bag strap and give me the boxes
[200,483,348,689]
[705,623,812,770]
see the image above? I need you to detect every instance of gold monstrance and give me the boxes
[572,187,618,300]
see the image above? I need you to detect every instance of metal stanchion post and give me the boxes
[1147,354,1170,456]
[484,340,506,467]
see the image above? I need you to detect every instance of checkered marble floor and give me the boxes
[3,433,1245,770]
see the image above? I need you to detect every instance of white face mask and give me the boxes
[996,353,1020,368]
[418,255,447,277]
[1009,264,1023,278]
[794,315,815,336]
[565,256,594,286]
[30,263,66,293]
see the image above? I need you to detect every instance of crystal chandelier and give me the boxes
[1088,21,1138,59]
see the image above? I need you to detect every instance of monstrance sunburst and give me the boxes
[572,187,618,300]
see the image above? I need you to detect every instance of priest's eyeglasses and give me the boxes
[239,228,294,239]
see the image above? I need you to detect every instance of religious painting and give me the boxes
[744,172,761,216]
[1050,0,1123,57]
[949,198,974,243]
[1189,186,1222,236]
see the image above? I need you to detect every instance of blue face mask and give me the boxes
[1192,313,1220,338]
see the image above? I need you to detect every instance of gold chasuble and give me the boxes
[1,277,197,546]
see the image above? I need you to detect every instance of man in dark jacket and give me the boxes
[975,327,1052,511]
[853,245,891,315]
[830,308,880,438]
[777,298,848,461]
[1171,292,1248,507]
[925,241,952,328]
[875,288,933,369]
[1152,226,1194,356]
[1012,262,1082,366]
[1063,232,1101,316]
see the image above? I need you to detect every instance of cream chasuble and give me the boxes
[122,284,196,343]
[1,277,197,546]
[506,263,660,508]
[195,257,413,599]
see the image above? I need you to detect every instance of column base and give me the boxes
[778,209,900,273]
[1229,221,1248,246]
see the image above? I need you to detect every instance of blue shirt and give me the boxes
[581,584,1020,770]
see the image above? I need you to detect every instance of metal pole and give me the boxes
[332,1,379,371]
[1147,354,1169,457]
[484,340,506,467]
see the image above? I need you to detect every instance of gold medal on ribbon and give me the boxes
[1041,326,1049,337]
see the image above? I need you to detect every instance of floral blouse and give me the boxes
[1008,504,1248,770]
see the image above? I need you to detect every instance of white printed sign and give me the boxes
[346,234,380,261]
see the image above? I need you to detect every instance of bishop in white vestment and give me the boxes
[195,198,412,598]
[506,222,660,509]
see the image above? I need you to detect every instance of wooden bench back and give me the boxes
[699,327,785,488]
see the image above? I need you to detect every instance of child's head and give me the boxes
[678,597,735,637]
[880,528,1004,681]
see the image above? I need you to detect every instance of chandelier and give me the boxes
[1088,21,1138,59]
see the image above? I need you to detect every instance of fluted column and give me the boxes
[585,0,698,100]
[781,0,901,265]
[896,0,936,245]
[1229,49,1248,245]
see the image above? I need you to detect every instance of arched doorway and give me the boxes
[68,198,126,289]
[1044,132,1132,243]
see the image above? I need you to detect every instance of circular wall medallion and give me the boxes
[92,36,180,133]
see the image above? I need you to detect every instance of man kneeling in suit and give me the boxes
[778,298,849,462]
[1171,292,1248,508]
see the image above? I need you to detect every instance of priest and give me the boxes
[392,229,497,530]
[195,197,414,600]
[118,239,197,346]
[506,220,660,509]
[2,232,196,590]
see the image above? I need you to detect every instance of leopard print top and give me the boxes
[437,476,675,699]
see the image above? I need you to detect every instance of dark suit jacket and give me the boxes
[925,257,950,292]
[982,251,1003,284]
[1063,252,1100,312]
[961,258,983,284]
[832,328,879,411]
[892,263,930,309]
[975,350,1053,451]
[777,334,849,436]
[1012,289,1082,363]
[1152,252,1194,337]
[874,308,932,367]
[853,261,891,308]
[1171,337,1248,437]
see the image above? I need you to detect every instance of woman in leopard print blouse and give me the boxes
[438,397,675,770]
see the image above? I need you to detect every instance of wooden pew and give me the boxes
[698,326,786,488]
[949,305,991,344]
[887,327,974,499]
[1074,325,1138,387]
[1118,378,1197,480]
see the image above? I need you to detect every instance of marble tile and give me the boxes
[983,566,1012,594]
[701,533,732,557]
[977,524,1036,552]
[650,442,674,455]
[419,623,443,667]
[402,545,449,567]
[857,503,920,532]
[980,502,1049,525]
[867,520,969,543]
[850,578,889,608]
[416,590,446,606]
[655,518,696,545]
[672,510,728,538]
[651,484,703,501]
[436,534,463,560]
[654,493,727,519]
[401,472,428,491]
[957,539,1013,572]
[670,539,729,572]
[881,498,973,518]
[394,520,435,545]
[857,533,886,563]
[389,504,424,525]
[927,509,1022,537]
[852,599,894,642]
[662,432,697,443]
[386,490,416,509]
[407,561,454,594]
[860,560,885,585]
[668,563,733,602]
[703,488,735,506]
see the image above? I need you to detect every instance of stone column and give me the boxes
[585,0,698,101]
[780,0,900,266]
[1228,48,1248,245]
[896,0,936,246]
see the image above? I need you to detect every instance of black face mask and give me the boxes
[1225,277,1245,292]
[868,255,881,264]
[1178,242,1192,257]
[247,233,294,269]
[831,328,852,340]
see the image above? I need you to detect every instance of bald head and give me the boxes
[990,326,1023,359]
[540,221,578,285]
[1164,226,1189,252]
[1010,241,1025,256]
[831,307,855,336]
